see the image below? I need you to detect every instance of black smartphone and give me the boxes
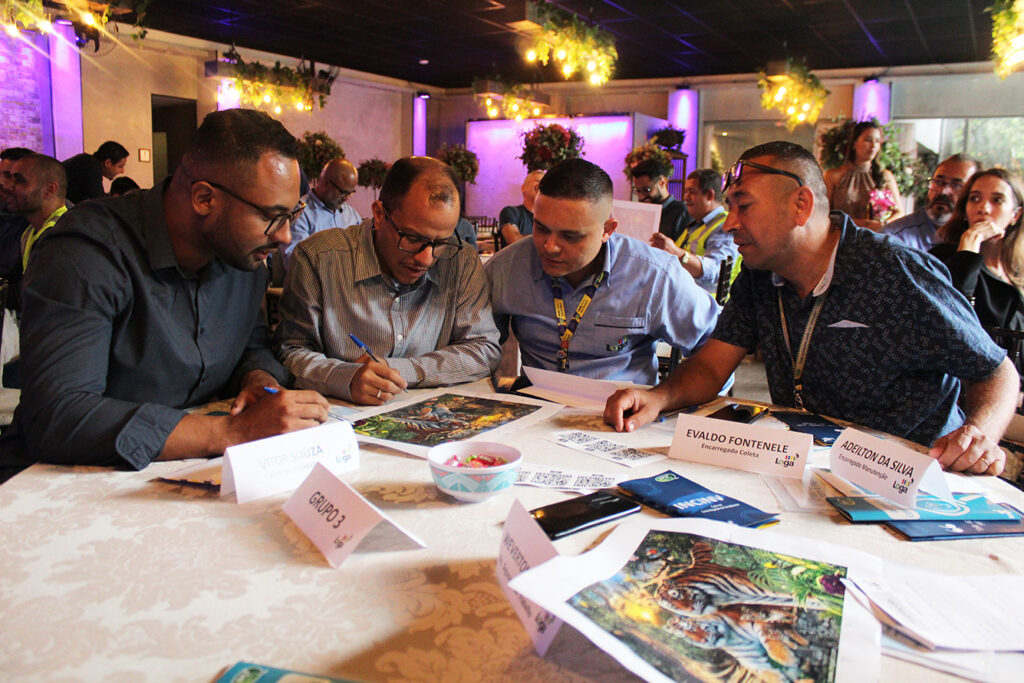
[530,490,641,540]
[707,403,767,424]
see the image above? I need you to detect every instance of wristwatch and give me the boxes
[680,251,690,266]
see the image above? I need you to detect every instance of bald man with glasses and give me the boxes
[275,156,501,405]
[606,141,1017,477]
[0,109,329,480]
[280,157,362,270]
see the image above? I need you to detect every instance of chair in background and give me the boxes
[659,257,735,381]
[463,216,499,254]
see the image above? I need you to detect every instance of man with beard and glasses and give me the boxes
[606,142,1017,477]
[0,109,329,481]
[884,154,978,252]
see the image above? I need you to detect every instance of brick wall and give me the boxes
[0,32,46,153]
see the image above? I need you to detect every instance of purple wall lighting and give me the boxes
[668,88,698,168]
[49,23,83,159]
[412,96,427,156]
[465,115,633,217]
[853,79,890,124]
[216,79,241,111]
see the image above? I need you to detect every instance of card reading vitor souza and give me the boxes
[829,428,952,508]
[221,421,359,503]
[283,463,425,568]
[670,413,812,478]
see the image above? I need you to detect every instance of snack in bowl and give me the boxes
[427,442,522,503]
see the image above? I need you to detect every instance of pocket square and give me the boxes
[828,320,869,328]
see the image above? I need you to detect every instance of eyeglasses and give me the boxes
[722,161,804,193]
[194,179,306,236]
[326,177,357,199]
[928,177,965,193]
[632,183,657,196]
[381,206,462,260]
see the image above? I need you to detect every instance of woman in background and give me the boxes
[931,168,1024,370]
[824,121,903,231]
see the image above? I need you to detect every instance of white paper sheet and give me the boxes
[546,430,667,468]
[520,366,634,410]
[611,199,661,243]
[516,464,623,492]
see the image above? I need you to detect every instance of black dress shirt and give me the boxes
[1,179,288,473]
[658,195,690,242]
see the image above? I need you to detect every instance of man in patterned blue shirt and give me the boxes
[606,141,1018,476]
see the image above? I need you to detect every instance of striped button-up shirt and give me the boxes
[274,219,501,400]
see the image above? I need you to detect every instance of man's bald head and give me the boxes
[316,157,359,210]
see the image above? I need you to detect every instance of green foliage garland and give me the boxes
[297,132,344,182]
[436,143,479,185]
[988,0,1024,79]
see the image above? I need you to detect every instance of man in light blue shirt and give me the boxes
[883,154,977,252]
[485,159,719,385]
[280,157,361,269]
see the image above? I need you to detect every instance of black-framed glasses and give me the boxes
[194,179,305,236]
[722,161,804,193]
[632,182,657,196]
[381,206,462,260]
[928,177,965,193]
[326,177,357,199]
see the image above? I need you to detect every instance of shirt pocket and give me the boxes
[594,314,647,330]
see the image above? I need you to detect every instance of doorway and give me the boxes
[151,95,197,183]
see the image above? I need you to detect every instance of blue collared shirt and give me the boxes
[883,207,939,252]
[713,212,1005,446]
[485,232,720,384]
[280,190,361,269]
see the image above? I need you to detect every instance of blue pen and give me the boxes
[348,333,382,363]
[263,386,280,395]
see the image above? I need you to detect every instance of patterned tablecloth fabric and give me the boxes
[2,382,1023,682]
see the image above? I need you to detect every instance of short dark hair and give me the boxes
[109,176,140,196]
[687,169,722,201]
[738,141,828,214]
[378,156,459,213]
[183,109,300,177]
[539,158,612,203]
[938,153,979,172]
[1,147,34,162]
[22,153,68,200]
[94,141,129,163]
[629,157,671,181]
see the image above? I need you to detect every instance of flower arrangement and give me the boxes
[650,126,686,152]
[757,59,829,130]
[623,141,673,180]
[989,0,1024,78]
[524,1,617,86]
[817,117,926,198]
[518,123,584,172]
[436,143,479,185]
[357,158,391,193]
[223,46,336,112]
[869,188,898,223]
[297,132,344,183]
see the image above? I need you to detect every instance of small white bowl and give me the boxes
[427,442,522,503]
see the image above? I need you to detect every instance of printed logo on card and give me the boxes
[655,472,679,483]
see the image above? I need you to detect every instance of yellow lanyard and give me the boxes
[551,270,607,372]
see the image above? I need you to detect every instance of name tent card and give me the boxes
[283,463,425,568]
[670,413,812,478]
[221,421,359,504]
[497,499,563,655]
[829,428,952,508]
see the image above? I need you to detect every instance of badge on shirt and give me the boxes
[606,335,630,352]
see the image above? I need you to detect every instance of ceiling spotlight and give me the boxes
[416,90,431,99]
[418,58,429,65]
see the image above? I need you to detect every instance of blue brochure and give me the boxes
[618,470,778,528]
[216,662,357,683]
[769,410,844,446]
[827,493,1021,523]
[886,505,1024,541]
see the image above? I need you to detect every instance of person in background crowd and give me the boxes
[884,154,978,252]
[280,157,361,270]
[486,158,719,385]
[824,121,902,231]
[109,176,141,196]
[63,140,129,204]
[650,168,740,296]
[7,154,67,270]
[498,170,544,247]
[0,109,328,482]
[930,168,1024,369]
[0,147,33,281]
[607,141,1017,476]
[275,156,500,405]
[629,157,690,241]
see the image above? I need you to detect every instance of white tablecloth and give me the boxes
[2,383,1022,682]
